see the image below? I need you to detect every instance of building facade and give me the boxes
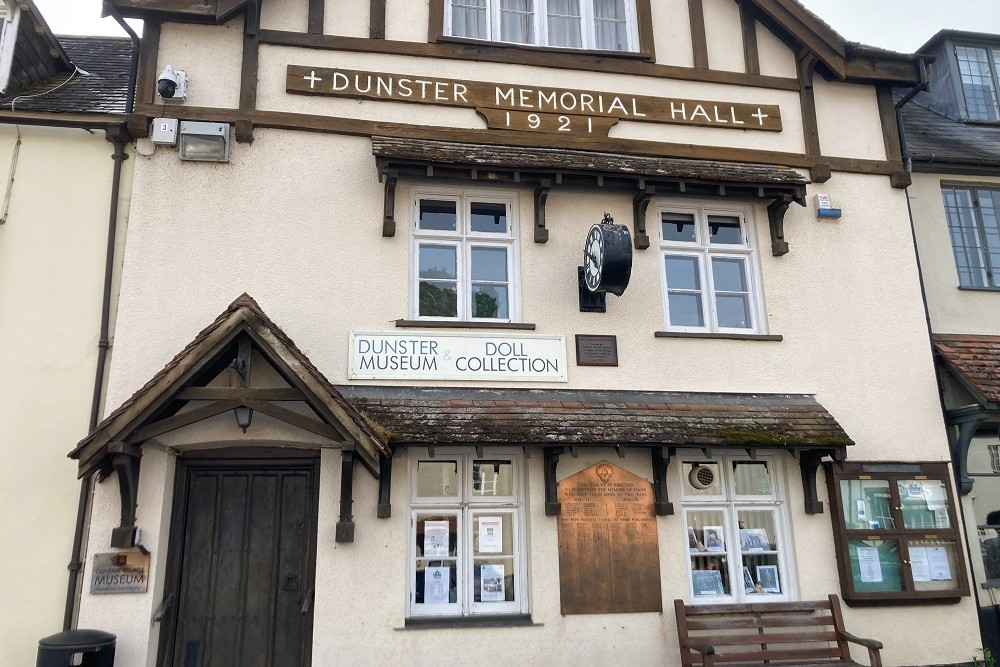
[71,1,980,665]
[901,28,1000,661]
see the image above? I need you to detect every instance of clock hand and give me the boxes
[587,251,599,266]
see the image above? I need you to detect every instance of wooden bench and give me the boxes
[674,595,883,667]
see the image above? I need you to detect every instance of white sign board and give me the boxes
[349,332,567,382]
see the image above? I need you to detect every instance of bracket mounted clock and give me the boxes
[583,214,632,297]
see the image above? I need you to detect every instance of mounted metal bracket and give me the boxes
[632,184,654,250]
[651,447,674,516]
[534,179,551,243]
[578,266,607,313]
[377,453,393,518]
[109,442,142,548]
[381,167,398,237]
[544,446,564,516]
[336,449,356,542]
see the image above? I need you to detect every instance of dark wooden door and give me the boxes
[162,460,317,667]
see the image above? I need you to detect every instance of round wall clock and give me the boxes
[583,214,632,296]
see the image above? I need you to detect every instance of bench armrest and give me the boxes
[680,639,716,656]
[838,630,883,650]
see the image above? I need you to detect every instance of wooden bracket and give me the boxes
[109,442,142,548]
[534,179,551,243]
[377,453,392,518]
[767,194,795,256]
[336,449,356,542]
[799,448,844,514]
[235,119,254,144]
[951,415,989,495]
[810,162,832,183]
[651,446,674,516]
[632,185,654,250]
[544,446,564,516]
[382,168,398,237]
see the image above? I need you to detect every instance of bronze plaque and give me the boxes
[557,461,662,614]
[90,552,150,594]
[575,334,619,366]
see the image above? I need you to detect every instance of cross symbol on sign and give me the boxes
[303,70,323,89]
[751,108,769,125]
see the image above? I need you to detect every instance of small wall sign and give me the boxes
[575,335,619,367]
[90,552,150,594]
[349,331,567,382]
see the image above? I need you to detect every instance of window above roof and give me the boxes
[955,44,1000,122]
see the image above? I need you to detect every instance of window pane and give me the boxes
[683,461,722,496]
[942,187,988,287]
[474,559,516,602]
[419,244,457,280]
[981,527,1000,581]
[668,293,704,327]
[416,461,460,497]
[982,189,1000,287]
[957,45,1000,121]
[470,202,508,233]
[732,461,772,496]
[500,0,534,44]
[848,539,903,593]
[547,0,582,48]
[471,284,509,319]
[716,294,751,329]
[472,460,514,496]
[419,199,458,231]
[662,212,697,243]
[909,539,961,592]
[839,479,895,530]
[708,215,744,245]
[416,560,458,604]
[738,511,776,552]
[711,257,748,292]
[419,281,458,317]
[451,0,488,39]
[471,247,508,281]
[473,513,514,556]
[743,555,781,596]
[594,0,627,51]
[416,515,459,557]
[665,255,701,290]
[686,510,730,596]
[898,479,951,529]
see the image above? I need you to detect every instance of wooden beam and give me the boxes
[875,85,902,163]
[688,0,709,69]
[175,387,305,400]
[135,20,161,107]
[370,0,386,39]
[377,454,392,518]
[243,399,347,441]
[739,0,760,75]
[635,0,655,60]
[797,51,821,157]
[237,1,259,142]
[336,449,356,542]
[427,0,444,42]
[127,400,242,443]
[544,447,563,516]
[308,0,324,35]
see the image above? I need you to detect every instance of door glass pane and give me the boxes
[419,245,457,280]
[472,460,514,497]
[847,539,903,593]
[472,513,514,556]
[898,479,951,529]
[500,0,534,44]
[471,247,508,281]
[419,199,458,231]
[683,461,721,496]
[474,559,516,602]
[668,293,704,327]
[470,202,508,233]
[416,461,460,497]
[732,461,771,496]
[471,284,508,318]
[415,514,458,557]
[662,212,697,243]
[686,510,729,596]
[908,539,961,592]
[708,215,744,245]
[547,0,582,48]
[839,479,895,530]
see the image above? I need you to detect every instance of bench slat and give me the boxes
[687,615,834,630]
[708,647,844,663]
[682,601,832,615]
[688,630,840,646]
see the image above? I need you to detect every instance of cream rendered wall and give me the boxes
[261,0,307,33]
[0,125,131,666]
[814,78,887,161]
[909,172,1000,334]
[703,0,744,73]
[157,21,243,110]
[649,0,695,67]
[325,0,368,37]
[756,20,797,79]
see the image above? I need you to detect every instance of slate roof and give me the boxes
[934,334,1000,406]
[0,36,131,115]
[339,386,854,449]
[898,96,1000,170]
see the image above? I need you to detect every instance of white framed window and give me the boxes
[410,189,520,322]
[658,202,765,333]
[407,449,528,618]
[680,453,796,603]
[445,0,639,52]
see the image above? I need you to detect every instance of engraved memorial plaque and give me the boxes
[557,461,662,614]
[575,334,619,367]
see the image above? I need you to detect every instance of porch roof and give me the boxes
[934,334,1000,409]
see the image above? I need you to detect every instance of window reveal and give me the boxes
[941,185,1000,288]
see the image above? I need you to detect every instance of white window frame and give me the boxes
[406,448,529,618]
[410,188,521,323]
[657,200,766,334]
[444,0,640,53]
[679,452,797,604]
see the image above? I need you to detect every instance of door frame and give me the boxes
[156,448,321,667]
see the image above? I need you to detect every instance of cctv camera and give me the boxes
[157,65,187,101]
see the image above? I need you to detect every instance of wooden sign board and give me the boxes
[557,461,662,614]
[90,552,150,594]
[286,65,783,134]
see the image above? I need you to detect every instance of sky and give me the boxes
[28,0,1000,53]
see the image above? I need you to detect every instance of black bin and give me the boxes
[36,629,116,667]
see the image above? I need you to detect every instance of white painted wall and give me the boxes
[703,0,745,73]
[814,78,887,161]
[0,124,131,666]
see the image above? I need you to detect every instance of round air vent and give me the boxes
[688,465,716,490]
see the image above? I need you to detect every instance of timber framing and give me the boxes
[739,0,760,75]
[687,0,709,70]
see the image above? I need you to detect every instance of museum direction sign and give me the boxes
[287,65,783,135]
[349,331,567,382]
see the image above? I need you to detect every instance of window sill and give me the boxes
[958,286,1000,293]
[401,614,538,630]
[435,35,653,62]
[396,319,537,331]
[655,331,783,342]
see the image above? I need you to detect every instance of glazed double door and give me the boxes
[162,461,318,667]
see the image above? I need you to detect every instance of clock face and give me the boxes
[584,224,605,292]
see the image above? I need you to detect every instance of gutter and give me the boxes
[62,6,140,632]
